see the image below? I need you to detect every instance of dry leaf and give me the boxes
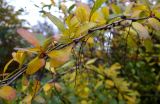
[17,28,40,47]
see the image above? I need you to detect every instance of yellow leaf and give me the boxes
[105,80,114,88]
[148,18,160,31]
[12,51,26,65]
[26,57,45,75]
[131,4,150,17]
[90,0,106,17]
[76,22,97,35]
[86,37,94,44]
[81,100,88,104]
[124,95,136,104]
[105,63,121,78]
[22,94,32,104]
[85,58,97,65]
[17,28,40,47]
[48,45,72,68]
[45,62,55,73]
[132,4,148,11]
[14,47,41,54]
[90,11,106,26]
[3,59,14,77]
[132,22,150,39]
[111,3,122,14]
[114,78,130,93]
[0,86,16,101]
[75,5,89,23]
[110,63,121,71]
[43,83,52,92]
[101,6,109,20]
[79,87,90,98]
[131,10,143,18]
[66,15,80,28]
[43,82,61,92]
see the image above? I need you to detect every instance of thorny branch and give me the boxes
[0,16,157,87]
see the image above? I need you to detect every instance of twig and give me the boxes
[0,16,152,87]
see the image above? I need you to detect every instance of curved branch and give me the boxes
[0,16,153,87]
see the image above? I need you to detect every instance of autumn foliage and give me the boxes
[0,0,160,104]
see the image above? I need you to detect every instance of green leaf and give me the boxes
[68,4,75,13]
[45,12,66,32]
[109,98,117,104]
[90,0,106,18]
[132,22,150,39]
[148,18,160,31]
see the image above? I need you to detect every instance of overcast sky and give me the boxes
[6,0,78,27]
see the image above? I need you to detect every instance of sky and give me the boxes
[6,0,78,27]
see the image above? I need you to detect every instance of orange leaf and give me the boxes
[17,28,40,47]
[0,86,16,101]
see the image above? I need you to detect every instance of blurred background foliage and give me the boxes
[0,0,26,70]
[0,0,160,104]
